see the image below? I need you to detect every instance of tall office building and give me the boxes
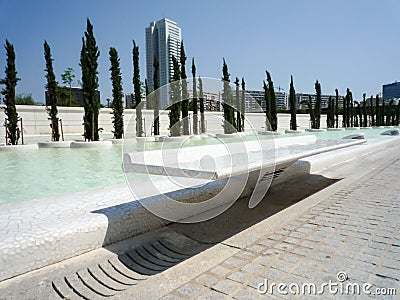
[145,18,181,108]
[383,81,400,100]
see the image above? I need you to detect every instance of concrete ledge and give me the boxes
[215,133,243,139]
[70,141,113,148]
[360,127,373,129]
[345,127,360,130]
[0,144,38,151]
[284,129,304,134]
[158,135,191,142]
[37,141,73,148]
[327,128,345,131]
[258,131,282,135]
[108,138,124,144]
[342,133,365,139]
[305,128,327,132]
[381,129,399,136]
[136,136,156,143]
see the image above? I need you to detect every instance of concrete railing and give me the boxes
[0,105,341,140]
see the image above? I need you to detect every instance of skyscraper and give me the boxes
[145,18,181,108]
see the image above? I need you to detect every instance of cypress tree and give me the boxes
[109,47,124,139]
[132,40,143,137]
[301,95,316,128]
[370,96,375,126]
[289,75,297,130]
[263,80,271,130]
[241,77,246,132]
[327,96,333,128]
[342,90,347,127]
[44,41,60,141]
[180,41,189,135]
[145,79,150,96]
[80,19,100,141]
[266,71,277,131]
[335,89,339,128]
[169,56,181,136]
[356,101,362,128]
[362,93,368,127]
[396,100,400,126]
[191,58,198,135]
[234,77,241,132]
[314,80,322,129]
[1,40,20,145]
[221,58,235,133]
[199,76,205,133]
[153,56,160,135]
[382,98,386,126]
[347,89,352,127]
[375,95,380,126]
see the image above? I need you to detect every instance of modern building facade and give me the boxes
[296,93,344,109]
[383,82,400,100]
[245,90,288,112]
[45,87,100,107]
[145,18,181,108]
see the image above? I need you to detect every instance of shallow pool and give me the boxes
[0,127,395,204]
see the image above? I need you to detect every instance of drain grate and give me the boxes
[51,237,208,299]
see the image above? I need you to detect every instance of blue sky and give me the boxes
[0,0,399,105]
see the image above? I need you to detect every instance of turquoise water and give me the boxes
[0,127,393,204]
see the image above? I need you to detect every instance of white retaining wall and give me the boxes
[0,105,342,138]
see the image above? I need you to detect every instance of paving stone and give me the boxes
[195,274,219,287]
[196,289,227,300]
[209,265,232,278]
[212,278,243,295]
[246,244,267,254]
[176,282,205,298]
[222,256,247,269]
[232,286,264,300]
[227,271,253,284]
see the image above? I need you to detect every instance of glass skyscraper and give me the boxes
[145,18,181,108]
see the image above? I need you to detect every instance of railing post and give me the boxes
[59,118,64,141]
[4,118,8,145]
[20,117,24,145]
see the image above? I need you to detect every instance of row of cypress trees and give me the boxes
[326,90,400,128]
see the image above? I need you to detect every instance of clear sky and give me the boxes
[0,0,399,105]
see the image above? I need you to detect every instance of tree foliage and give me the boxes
[132,40,143,137]
[266,71,277,131]
[44,40,60,141]
[1,40,20,145]
[180,41,189,135]
[80,19,100,141]
[221,58,236,133]
[192,57,198,135]
[15,93,37,105]
[289,75,297,130]
[153,56,160,135]
[109,47,124,139]
[199,76,206,134]
[169,55,181,136]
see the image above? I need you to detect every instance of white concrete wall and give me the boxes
[0,105,343,138]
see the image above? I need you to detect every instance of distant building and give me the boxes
[245,90,288,112]
[296,93,344,109]
[125,93,134,108]
[125,93,146,108]
[187,90,221,111]
[383,81,400,100]
[146,18,181,108]
[45,87,100,107]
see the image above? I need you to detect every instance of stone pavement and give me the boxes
[121,150,400,299]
